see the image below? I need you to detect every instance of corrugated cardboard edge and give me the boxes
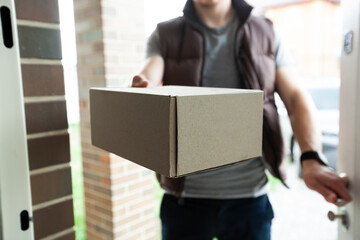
[169,97,177,177]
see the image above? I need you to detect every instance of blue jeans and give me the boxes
[160,194,274,240]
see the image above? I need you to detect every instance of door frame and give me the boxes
[338,0,360,239]
[0,0,34,239]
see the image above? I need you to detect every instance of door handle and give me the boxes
[20,210,32,231]
[339,172,350,188]
[0,6,14,48]
[335,172,350,206]
[335,198,347,207]
[327,173,350,231]
[328,209,349,230]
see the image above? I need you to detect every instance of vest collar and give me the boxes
[183,0,253,26]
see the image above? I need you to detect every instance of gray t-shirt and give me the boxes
[146,14,291,199]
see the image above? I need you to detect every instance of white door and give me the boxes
[0,0,34,239]
[337,0,360,239]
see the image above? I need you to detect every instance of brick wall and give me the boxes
[14,0,75,239]
[74,0,158,239]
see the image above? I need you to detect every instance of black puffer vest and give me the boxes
[155,0,287,195]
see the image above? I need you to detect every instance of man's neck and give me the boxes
[193,0,234,28]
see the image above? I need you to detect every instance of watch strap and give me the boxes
[300,151,328,166]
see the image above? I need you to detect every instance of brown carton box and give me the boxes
[90,86,263,177]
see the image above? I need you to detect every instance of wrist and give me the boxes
[300,150,328,168]
[301,159,322,169]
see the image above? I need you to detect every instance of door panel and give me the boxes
[338,0,360,239]
[0,0,34,239]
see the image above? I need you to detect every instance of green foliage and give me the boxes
[69,124,86,240]
[267,171,283,192]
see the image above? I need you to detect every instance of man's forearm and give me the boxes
[287,88,322,154]
[275,67,352,204]
[137,56,164,86]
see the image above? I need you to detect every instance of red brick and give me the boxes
[114,229,127,239]
[87,183,112,196]
[112,173,139,185]
[25,101,68,134]
[143,188,154,197]
[113,187,125,196]
[15,0,60,23]
[111,165,124,175]
[130,218,154,232]
[84,191,111,207]
[33,200,74,239]
[112,192,142,207]
[31,167,72,205]
[83,161,111,175]
[115,213,141,227]
[124,232,141,240]
[83,178,111,192]
[79,99,88,109]
[144,207,155,216]
[83,171,101,183]
[110,155,128,164]
[53,230,76,240]
[18,26,62,59]
[86,210,110,224]
[22,64,65,97]
[129,179,153,191]
[92,202,113,217]
[86,229,103,240]
[101,154,110,163]
[82,152,100,162]
[93,224,114,239]
[129,197,154,212]
[28,133,70,170]
[113,208,126,219]
[101,177,111,186]
[127,162,142,171]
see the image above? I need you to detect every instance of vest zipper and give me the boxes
[234,23,250,89]
[182,17,206,87]
[177,21,187,64]
[189,24,206,86]
[200,31,206,86]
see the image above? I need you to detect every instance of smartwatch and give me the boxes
[300,151,328,166]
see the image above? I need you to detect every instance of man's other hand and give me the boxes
[132,75,149,87]
[302,160,352,205]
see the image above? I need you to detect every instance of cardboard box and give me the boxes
[90,86,263,177]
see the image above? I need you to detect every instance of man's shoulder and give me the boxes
[156,16,186,44]
[157,16,185,31]
[244,14,275,40]
[246,14,273,29]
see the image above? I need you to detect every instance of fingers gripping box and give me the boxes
[90,86,263,177]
